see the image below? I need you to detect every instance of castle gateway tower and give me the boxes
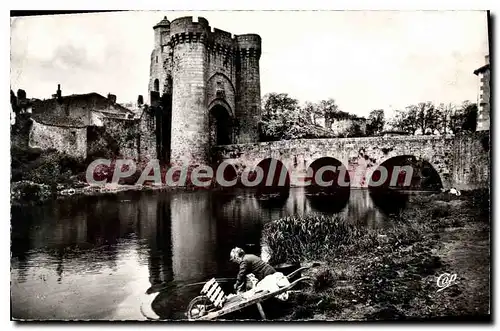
[148,16,262,166]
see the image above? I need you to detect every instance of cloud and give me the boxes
[40,44,92,71]
[10,11,489,114]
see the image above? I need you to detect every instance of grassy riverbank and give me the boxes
[262,189,490,321]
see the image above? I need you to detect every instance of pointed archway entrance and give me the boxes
[209,102,233,146]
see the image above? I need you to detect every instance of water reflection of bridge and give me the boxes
[11,187,410,306]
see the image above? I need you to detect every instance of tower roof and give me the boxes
[154,16,170,28]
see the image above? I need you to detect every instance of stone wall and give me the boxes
[451,132,490,190]
[29,119,87,159]
[32,97,90,125]
[32,93,134,128]
[212,133,490,190]
[148,16,262,166]
[170,38,208,165]
[330,118,367,137]
[138,109,157,163]
[87,117,140,160]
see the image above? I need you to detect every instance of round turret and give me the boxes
[235,34,261,50]
[153,16,171,48]
[154,16,170,29]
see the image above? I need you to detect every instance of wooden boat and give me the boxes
[186,266,312,321]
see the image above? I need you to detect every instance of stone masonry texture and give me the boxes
[212,133,490,190]
[148,16,262,165]
[29,120,87,159]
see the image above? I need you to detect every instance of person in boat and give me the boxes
[229,247,290,301]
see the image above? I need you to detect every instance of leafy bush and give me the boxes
[262,214,429,265]
[263,215,376,265]
[10,181,52,204]
[11,146,86,188]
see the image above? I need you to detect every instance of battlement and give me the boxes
[170,16,210,36]
[167,16,261,56]
[211,28,234,48]
[148,15,262,164]
[235,34,261,49]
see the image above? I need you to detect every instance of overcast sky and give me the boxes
[10,10,488,118]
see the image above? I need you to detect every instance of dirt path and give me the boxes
[434,221,490,317]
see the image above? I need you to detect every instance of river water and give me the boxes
[11,187,413,320]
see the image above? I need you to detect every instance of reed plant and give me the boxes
[262,213,428,265]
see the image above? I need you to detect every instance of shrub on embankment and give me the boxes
[11,146,86,186]
[10,146,87,204]
[262,214,428,266]
[262,191,490,320]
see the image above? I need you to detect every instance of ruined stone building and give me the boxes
[148,16,262,165]
[11,17,262,166]
[31,85,135,125]
[12,85,144,160]
[474,55,490,131]
[330,117,367,137]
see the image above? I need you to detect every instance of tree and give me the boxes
[436,103,455,134]
[260,93,299,140]
[443,101,478,134]
[414,102,440,135]
[260,93,336,141]
[345,122,364,138]
[366,109,385,136]
[260,93,307,140]
[390,102,440,135]
[262,93,300,120]
[303,101,322,125]
[391,107,418,135]
[10,90,19,115]
[317,99,341,129]
[459,101,478,132]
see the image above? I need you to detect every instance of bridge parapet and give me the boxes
[212,133,489,190]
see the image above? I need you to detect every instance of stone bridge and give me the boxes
[212,132,490,190]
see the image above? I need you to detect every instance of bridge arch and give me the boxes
[249,158,291,208]
[211,135,483,190]
[368,155,443,191]
[306,157,350,191]
[253,158,291,189]
[305,157,350,214]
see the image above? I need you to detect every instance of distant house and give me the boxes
[330,117,367,137]
[26,85,137,159]
[31,85,135,127]
[474,55,490,131]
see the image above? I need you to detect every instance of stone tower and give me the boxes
[148,16,262,166]
[474,55,490,131]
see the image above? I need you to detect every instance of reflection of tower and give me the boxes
[170,192,217,282]
[211,191,263,276]
[285,187,307,217]
[145,195,173,286]
[147,16,262,166]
